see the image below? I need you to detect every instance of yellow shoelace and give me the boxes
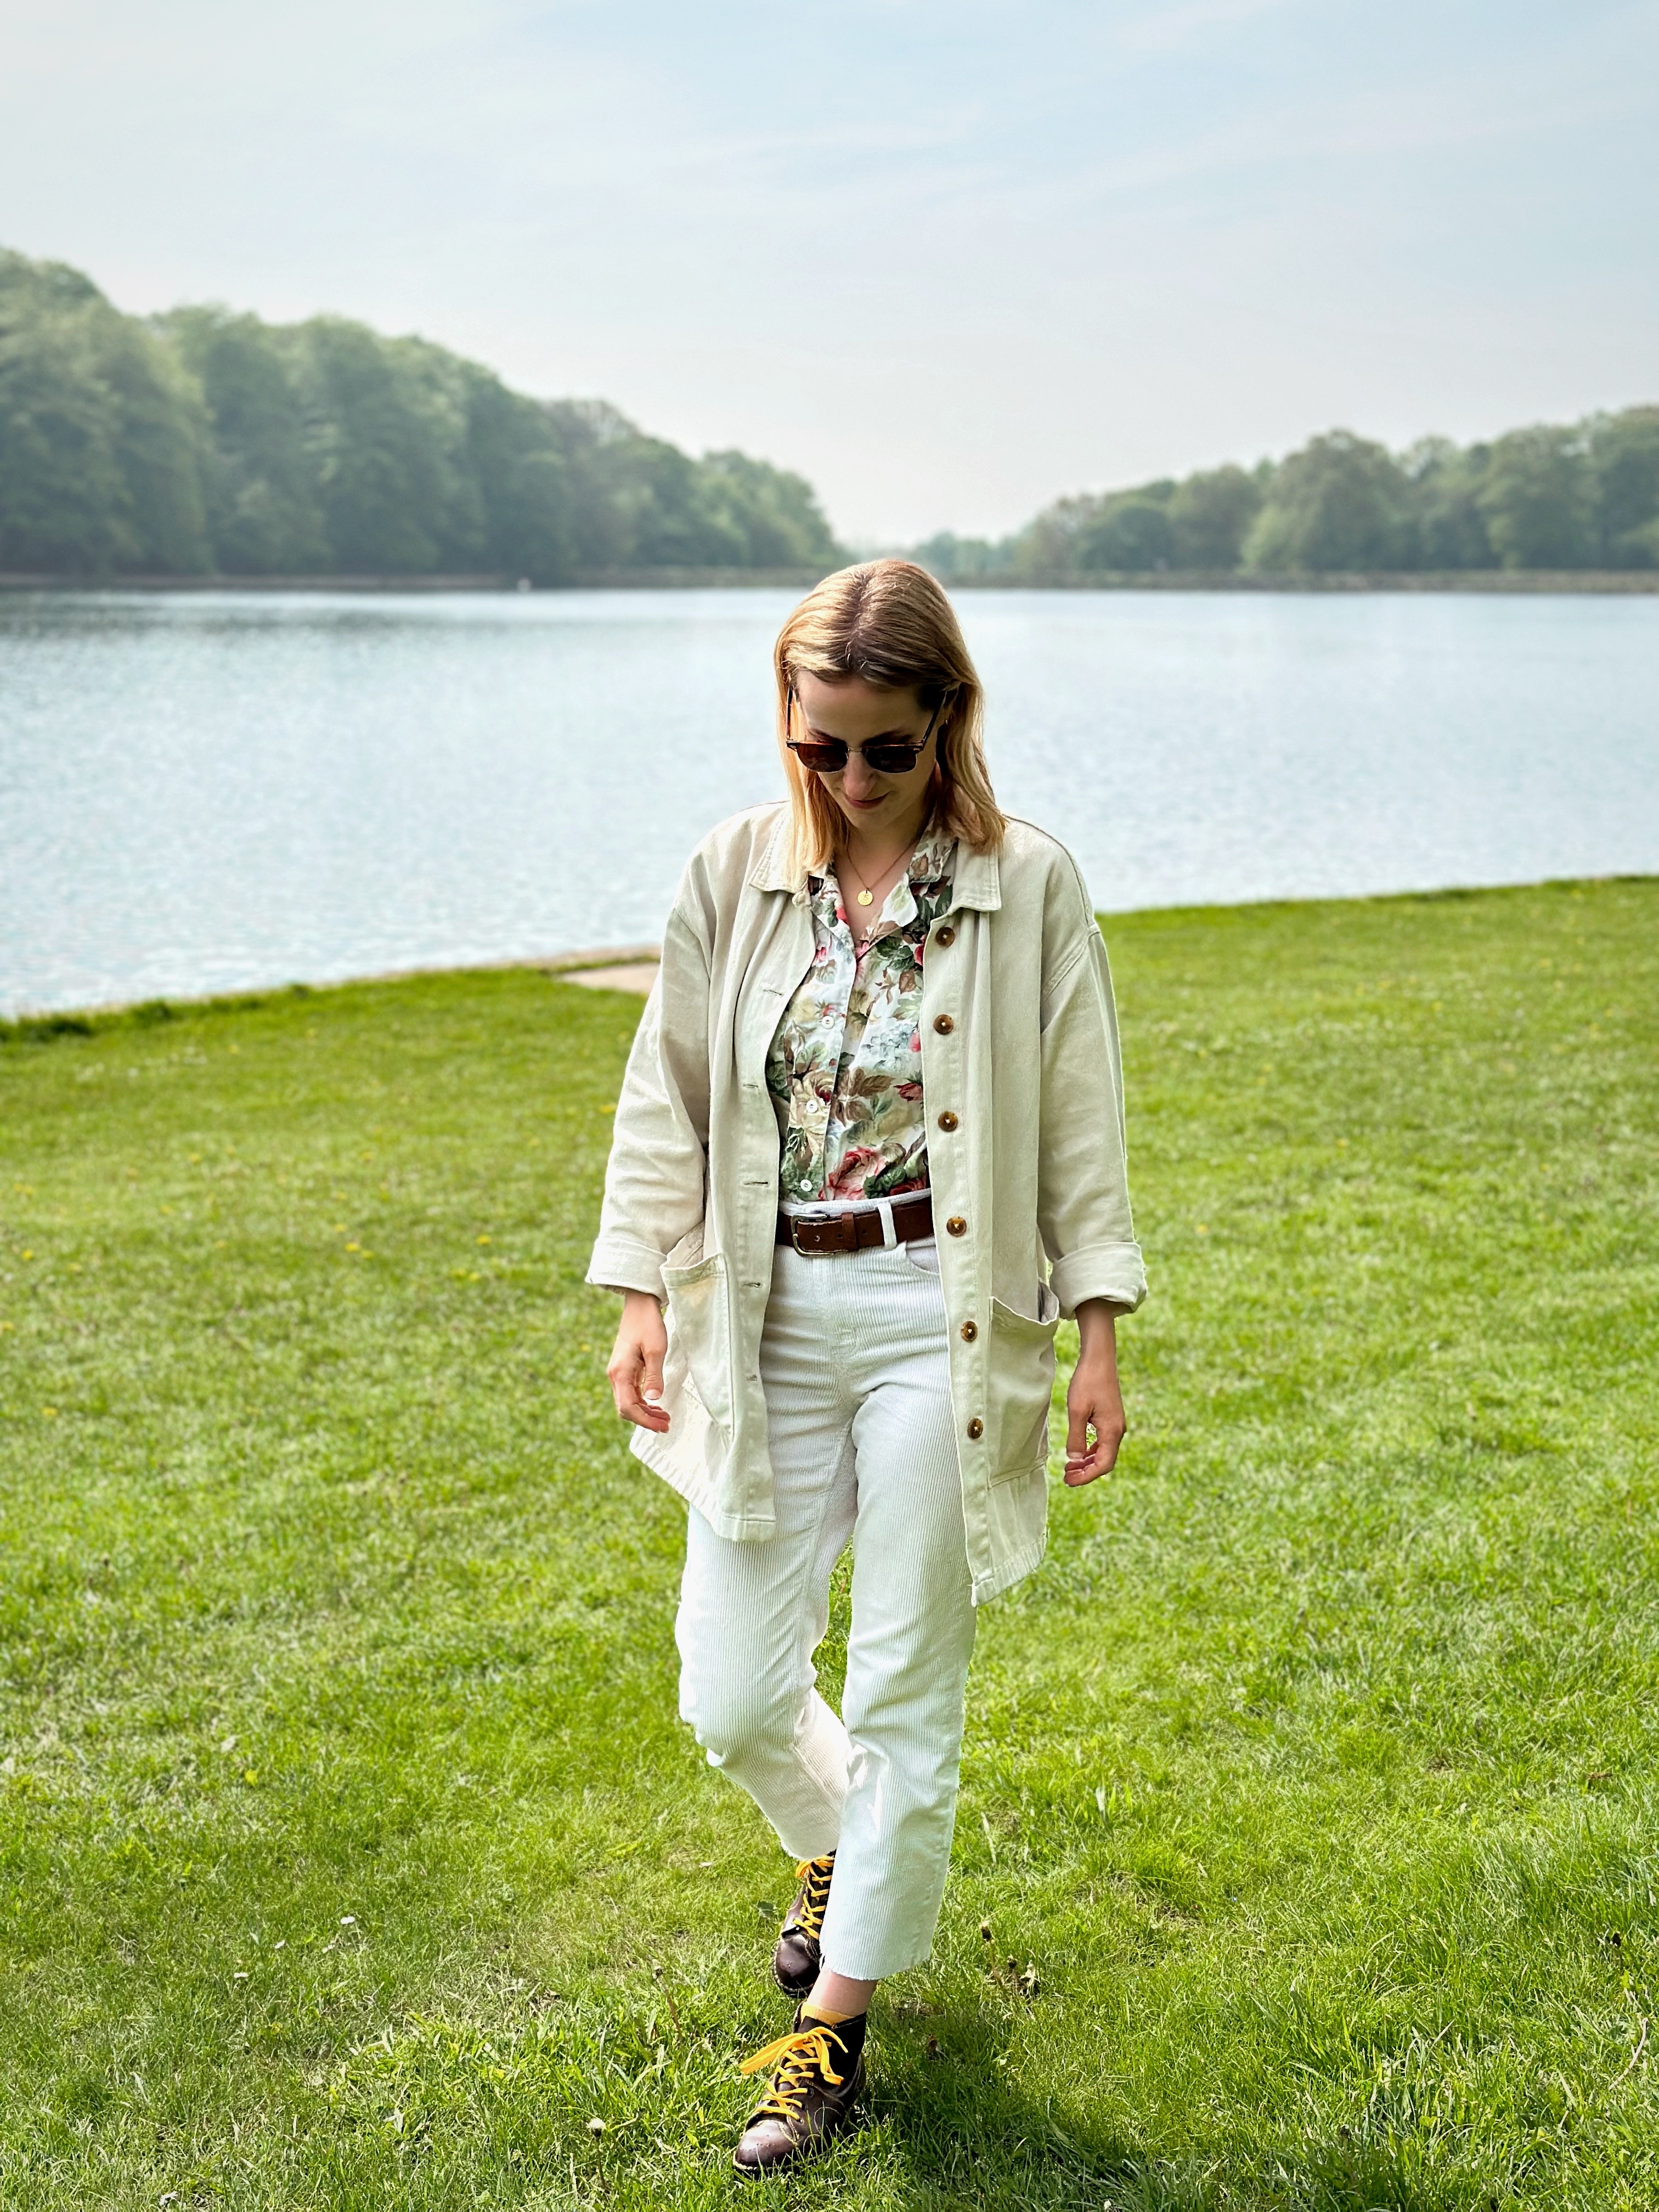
[739,2022,849,2118]
[788,1853,834,1940]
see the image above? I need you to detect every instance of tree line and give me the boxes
[915,414,1659,582]
[0,249,843,580]
[4,246,1656,587]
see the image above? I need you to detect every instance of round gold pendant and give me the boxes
[856,888,874,906]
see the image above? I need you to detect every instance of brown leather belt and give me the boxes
[776,1192,935,1255]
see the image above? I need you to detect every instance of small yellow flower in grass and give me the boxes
[476,1233,492,1245]
[21,1251,33,1262]
[599,1104,616,1115]
[43,1406,58,1419]
[0,1321,13,1332]
[1196,1223,1208,1235]
[345,1242,361,1253]
[242,1769,259,1785]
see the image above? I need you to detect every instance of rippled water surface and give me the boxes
[2,587,1655,1014]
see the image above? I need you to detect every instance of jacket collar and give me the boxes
[952,842,1002,912]
[747,805,1002,912]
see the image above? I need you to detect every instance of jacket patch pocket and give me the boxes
[986,1287,1061,1484]
[662,1251,733,1433]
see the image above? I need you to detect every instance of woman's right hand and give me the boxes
[607,1290,671,1432]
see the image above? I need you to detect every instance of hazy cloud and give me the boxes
[1,0,1654,538]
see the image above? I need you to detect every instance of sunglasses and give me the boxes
[784,689,950,776]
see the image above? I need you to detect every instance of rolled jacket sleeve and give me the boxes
[585,895,713,1301]
[1036,875,1148,1319]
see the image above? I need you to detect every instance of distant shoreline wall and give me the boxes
[2,568,1657,595]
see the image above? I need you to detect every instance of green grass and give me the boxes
[2,877,1656,2210]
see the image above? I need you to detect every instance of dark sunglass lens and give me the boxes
[788,737,923,772]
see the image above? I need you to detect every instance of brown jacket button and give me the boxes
[946,1215,967,1236]
[935,924,955,946]
[937,1109,958,1132]
[967,1417,984,1440]
[960,1319,978,1341]
[933,1013,953,1035]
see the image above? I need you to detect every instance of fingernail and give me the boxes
[643,1391,662,1405]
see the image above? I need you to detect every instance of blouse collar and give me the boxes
[749,800,1001,913]
[809,818,956,900]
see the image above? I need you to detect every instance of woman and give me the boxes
[588,560,1146,2175]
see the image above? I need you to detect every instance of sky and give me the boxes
[3,0,1656,543]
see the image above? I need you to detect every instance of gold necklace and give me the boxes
[840,844,910,938]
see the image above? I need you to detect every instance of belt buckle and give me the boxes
[789,1206,840,1256]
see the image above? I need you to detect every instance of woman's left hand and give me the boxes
[1064,1299,1126,1486]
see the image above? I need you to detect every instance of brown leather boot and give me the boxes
[772,1852,834,1999]
[733,2008,866,2177]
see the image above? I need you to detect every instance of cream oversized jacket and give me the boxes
[586,802,1147,1604]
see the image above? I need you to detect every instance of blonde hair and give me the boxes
[772,560,1006,879]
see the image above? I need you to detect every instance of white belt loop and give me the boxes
[876,1198,898,1248]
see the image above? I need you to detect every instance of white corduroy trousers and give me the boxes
[675,1235,978,1982]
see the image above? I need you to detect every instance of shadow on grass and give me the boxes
[864,2000,1451,2212]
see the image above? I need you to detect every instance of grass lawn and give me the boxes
[2,877,1656,2211]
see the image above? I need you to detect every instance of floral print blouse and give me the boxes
[766,824,957,1205]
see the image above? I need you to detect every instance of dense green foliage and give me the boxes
[3,241,1657,585]
[0,257,211,574]
[917,416,1659,580]
[0,250,841,580]
[2,879,1656,2208]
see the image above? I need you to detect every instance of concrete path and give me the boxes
[559,961,658,994]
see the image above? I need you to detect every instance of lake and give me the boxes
[2,587,1656,1017]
